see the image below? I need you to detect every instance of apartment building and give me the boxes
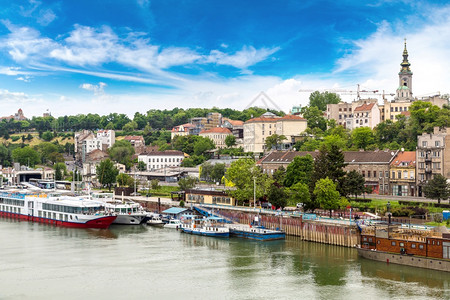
[138,151,185,171]
[199,127,232,149]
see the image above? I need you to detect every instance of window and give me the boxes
[365,119,368,123]
[374,171,377,178]
[368,238,373,242]
[400,242,405,247]
[419,244,424,249]
[422,141,428,147]
[392,171,395,179]
[385,171,389,178]
[391,241,396,246]
[363,237,367,241]
[362,171,365,177]
[435,141,440,147]
[419,162,424,169]
[411,244,416,249]
[368,171,371,178]
[398,171,401,179]
[395,107,398,112]
[403,171,408,179]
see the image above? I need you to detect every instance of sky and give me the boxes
[0,0,450,118]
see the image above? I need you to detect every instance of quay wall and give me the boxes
[218,210,360,248]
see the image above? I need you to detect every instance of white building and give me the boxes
[96,130,115,149]
[138,151,185,171]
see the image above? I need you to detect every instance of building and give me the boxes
[416,127,450,197]
[96,130,115,150]
[75,130,115,162]
[0,167,17,186]
[123,136,145,149]
[138,151,185,171]
[222,118,244,143]
[353,102,380,129]
[390,151,416,196]
[258,149,398,194]
[185,189,236,206]
[171,123,196,140]
[0,108,27,121]
[199,127,232,149]
[82,149,109,184]
[243,112,307,153]
[326,102,353,128]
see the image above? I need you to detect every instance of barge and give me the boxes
[358,223,450,272]
[226,224,285,241]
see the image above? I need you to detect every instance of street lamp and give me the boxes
[387,201,391,224]
[253,176,256,208]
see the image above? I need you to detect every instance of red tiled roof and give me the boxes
[124,135,144,141]
[354,103,375,112]
[280,115,306,121]
[199,127,232,134]
[391,151,416,167]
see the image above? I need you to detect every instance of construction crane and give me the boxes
[299,84,394,101]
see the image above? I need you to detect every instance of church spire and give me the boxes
[399,38,412,75]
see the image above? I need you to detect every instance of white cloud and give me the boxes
[206,46,280,69]
[80,82,107,95]
[37,8,57,26]
[0,89,31,102]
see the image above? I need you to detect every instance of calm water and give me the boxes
[0,218,449,300]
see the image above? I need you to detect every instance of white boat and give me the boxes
[0,190,116,229]
[163,219,182,229]
[181,217,229,237]
[147,214,165,226]
[90,193,149,225]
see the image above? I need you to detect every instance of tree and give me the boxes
[267,184,287,208]
[423,174,450,204]
[343,170,366,199]
[54,162,67,180]
[326,144,347,195]
[226,158,269,205]
[309,91,341,111]
[351,127,375,150]
[200,162,214,181]
[116,173,134,187]
[284,155,314,187]
[264,134,287,151]
[0,144,12,167]
[41,131,54,141]
[193,137,215,156]
[225,135,236,148]
[314,177,341,217]
[137,161,147,171]
[150,179,160,190]
[301,106,327,132]
[178,176,197,191]
[287,182,311,208]
[96,159,119,191]
[12,146,40,167]
[108,140,135,169]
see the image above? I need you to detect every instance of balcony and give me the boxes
[425,168,432,173]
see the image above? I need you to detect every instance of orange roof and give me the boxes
[223,118,244,126]
[280,115,305,121]
[391,151,416,167]
[124,135,144,141]
[199,127,232,134]
[400,111,411,117]
[354,103,376,112]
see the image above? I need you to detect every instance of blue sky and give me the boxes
[0,0,450,117]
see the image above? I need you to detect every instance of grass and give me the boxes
[0,133,74,146]
[140,185,180,197]
[424,221,450,228]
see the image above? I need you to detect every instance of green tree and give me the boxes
[423,174,450,204]
[96,159,119,191]
[309,91,341,111]
[314,177,341,217]
[12,146,40,167]
[225,134,236,148]
[200,162,214,181]
[137,161,147,171]
[116,173,134,187]
[108,140,135,169]
[301,106,327,132]
[342,170,366,199]
[41,131,54,141]
[123,121,138,133]
[150,179,160,190]
[193,137,215,156]
[178,176,197,191]
[327,144,347,195]
[351,127,375,150]
[267,184,287,208]
[284,155,314,187]
[211,163,226,183]
[287,182,311,208]
[0,144,12,167]
[264,134,287,151]
[54,162,67,180]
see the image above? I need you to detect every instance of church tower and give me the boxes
[395,39,413,101]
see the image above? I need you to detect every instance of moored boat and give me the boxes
[0,191,116,229]
[90,193,149,225]
[147,214,165,226]
[163,219,182,229]
[226,224,285,241]
[357,222,450,272]
[181,216,229,237]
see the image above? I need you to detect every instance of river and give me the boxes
[0,218,449,299]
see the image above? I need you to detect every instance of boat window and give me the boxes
[419,244,424,249]
[399,242,404,247]
[411,244,416,249]
[363,237,367,241]
[391,241,396,246]
[368,238,373,242]
[437,241,440,246]
[377,240,380,244]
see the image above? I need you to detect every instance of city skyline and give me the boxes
[1,0,450,117]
